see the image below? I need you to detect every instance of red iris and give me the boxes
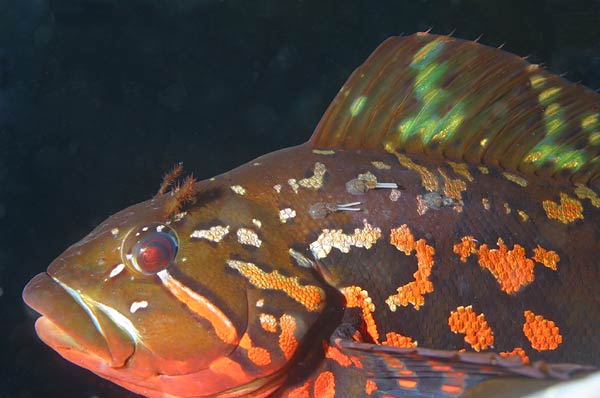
[132,231,178,274]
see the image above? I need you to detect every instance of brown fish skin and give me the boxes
[22,32,600,398]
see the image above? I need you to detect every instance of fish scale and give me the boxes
[23,33,599,398]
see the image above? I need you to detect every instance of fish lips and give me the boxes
[23,272,135,369]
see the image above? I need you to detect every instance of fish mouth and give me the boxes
[23,273,135,368]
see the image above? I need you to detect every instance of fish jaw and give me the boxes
[23,272,135,368]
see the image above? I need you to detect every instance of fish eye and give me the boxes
[121,223,178,274]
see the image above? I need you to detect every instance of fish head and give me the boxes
[23,179,328,398]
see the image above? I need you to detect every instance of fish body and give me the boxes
[23,33,599,398]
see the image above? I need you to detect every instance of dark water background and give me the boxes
[1,1,600,397]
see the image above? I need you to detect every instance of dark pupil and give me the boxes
[134,232,177,273]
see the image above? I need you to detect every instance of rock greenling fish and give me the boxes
[23,33,600,398]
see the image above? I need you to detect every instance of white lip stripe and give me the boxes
[51,276,104,339]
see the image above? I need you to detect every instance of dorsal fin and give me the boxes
[309,33,600,187]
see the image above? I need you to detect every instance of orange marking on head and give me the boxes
[239,334,272,367]
[397,369,415,376]
[542,192,584,224]
[523,310,563,351]
[287,381,310,398]
[158,271,238,345]
[227,260,324,312]
[448,305,494,351]
[314,371,335,398]
[441,384,463,395]
[500,347,530,364]
[476,239,534,294]
[365,379,378,395]
[382,332,418,348]
[387,226,435,310]
[341,286,379,342]
[279,314,298,360]
[453,236,477,262]
[532,246,560,270]
[397,379,418,389]
[259,313,278,333]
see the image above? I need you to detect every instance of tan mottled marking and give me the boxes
[273,184,282,193]
[482,198,490,210]
[574,183,600,208]
[543,192,584,224]
[252,218,262,228]
[227,260,324,311]
[312,149,335,155]
[230,185,246,195]
[371,160,391,170]
[279,208,297,223]
[388,149,438,191]
[190,225,230,242]
[478,166,489,174]
[309,219,381,259]
[447,161,474,181]
[389,188,401,201]
[504,202,511,214]
[502,172,529,187]
[298,162,327,189]
[517,209,530,222]
[287,179,299,193]
[236,228,262,248]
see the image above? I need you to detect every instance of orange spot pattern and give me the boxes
[439,168,467,201]
[382,332,418,348]
[324,341,363,368]
[279,314,298,360]
[542,192,584,224]
[365,379,378,395]
[239,334,271,367]
[341,286,379,342]
[523,310,563,351]
[286,381,310,398]
[454,237,559,294]
[500,347,530,364]
[397,379,418,389]
[532,246,560,270]
[314,371,336,398]
[453,236,477,263]
[387,225,435,310]
[227,260,324,312]
[448,306,494,352]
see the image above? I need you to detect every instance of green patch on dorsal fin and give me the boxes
[309,32,600,187]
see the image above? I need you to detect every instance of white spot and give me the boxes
[279,208,296,223]
[371,161,391,170]
[126,254,133,261]
[252,219,262,229]
[190,225,230,242]
[273,184,282,193]
[389,189,402,202]
[129,300,149,314]
[252,162,261,166]
[231,185,246,195]
[142,226,149,232]
[236,228,262,248]
[173,212,187,222]
[256,299,264,307]
[309,219,381,259]
[312,149,335,155]
[156,225,166,232]
[110,228,119,237]
[109,263,126,278]
[288,179,299,193]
